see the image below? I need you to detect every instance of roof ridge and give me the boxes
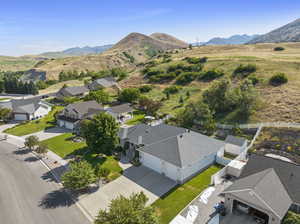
[252,168,274,189]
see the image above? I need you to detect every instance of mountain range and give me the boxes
[203,34,259,45]
[39,45,113,58]
[248,18,300,44]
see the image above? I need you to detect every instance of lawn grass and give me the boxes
[0,98,10,101]
[125,110,145,125]
[41,133,86,158]
[41,133,122,180]
[152,165,221,224]
[4,106,64,136]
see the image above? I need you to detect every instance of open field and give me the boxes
[152,165,221,224]
[0,56,37,71]
[4,106,64,136]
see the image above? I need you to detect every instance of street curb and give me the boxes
[31,151,95,223]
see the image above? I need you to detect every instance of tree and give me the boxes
[35,143,48,156]
[283,212,300,224]
[176,101,216,135]
[118,88,140,103]
[80,112,119,154]
[138,96,162,116]
[203,79,231,113]
[0,108,11,121]
[84,89,110,104]
[61,160,97,191]
[24,135,39,151]
[189,44,193,50]
[179,96,184,104]
[95,165,110,181]
[95,192,158,224]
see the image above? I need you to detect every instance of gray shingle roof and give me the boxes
[239,154,300,205]
[88,76,117,90]
[137,130,225,168]
[0,97,48,114]
[225,135,247,147]
[119,123,187,145]
[57,85,89,97]
[108,103,133,114]
[223,168,292,218]
[64,100,104,116]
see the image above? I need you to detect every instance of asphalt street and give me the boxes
[0,141,90,224]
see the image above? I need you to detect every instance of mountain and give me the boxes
[29,32,188,80]
[248,18,300,44]
[40,45,113,58]
[150,33,189,48]
[108,32,188,61]
[203,34,259,45]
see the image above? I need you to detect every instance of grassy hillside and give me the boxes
[120,42,300,123]
[0,56,38,71]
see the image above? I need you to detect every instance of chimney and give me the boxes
[138,136,143,145]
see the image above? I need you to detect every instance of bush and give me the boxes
[184,57,207,64]
[149,72,177,83]
[198,69,224,81]
[163,85,181,95]
[274,46,285,51]
[176,72,198,85]
[283,211,300,224]
[233,64,257,78]
[118,88,140,103]
[247,74,260,85]
[269,73,288,86]
[139,85,153,93]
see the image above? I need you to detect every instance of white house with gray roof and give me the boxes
[120,124,226,183]
[0,97,52,121]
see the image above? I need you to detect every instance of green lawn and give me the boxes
[4,106,64,136]
[41,133,122,180]
[152,165,221,224]
[125,110,145,125]
[0,98,10,101]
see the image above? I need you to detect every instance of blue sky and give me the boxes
[1,0,300,56]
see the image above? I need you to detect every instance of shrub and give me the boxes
[269,73,288,86]
[274,46,285,51]
[233,64,257,78]
[149,72,177,83]
[198,69,224,81]
[247,74,260,85]
[184,57,207,64]
[283,211,300,224]
[176,72,198,85]
[139,85,153,93]
[163,85,181,95]
[118,88,140,103]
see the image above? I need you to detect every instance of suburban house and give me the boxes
[57,100,104,130]
[87,76,118,91]
[222,154,300,224]
[56,85,89,99]
[0,97,52,121]
[225,135,248,156]
[120,123,226,183]
[106,103,133,123]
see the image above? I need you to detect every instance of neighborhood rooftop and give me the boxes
[93,76,116,88]
[223,168,292,219]
[58,85,89,96]
[109,103,133,114]
[0,97,43,114]
[63,100,104,116]
[119,123,187,145]
[137,130,225,168]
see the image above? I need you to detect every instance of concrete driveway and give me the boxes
[79,165,177,218]
[22,127,71,141]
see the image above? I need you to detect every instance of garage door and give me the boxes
[140,152,162,174]
[65,122,74,130]
[14,114,28,121]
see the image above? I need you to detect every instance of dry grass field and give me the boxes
[121,42,300,123]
